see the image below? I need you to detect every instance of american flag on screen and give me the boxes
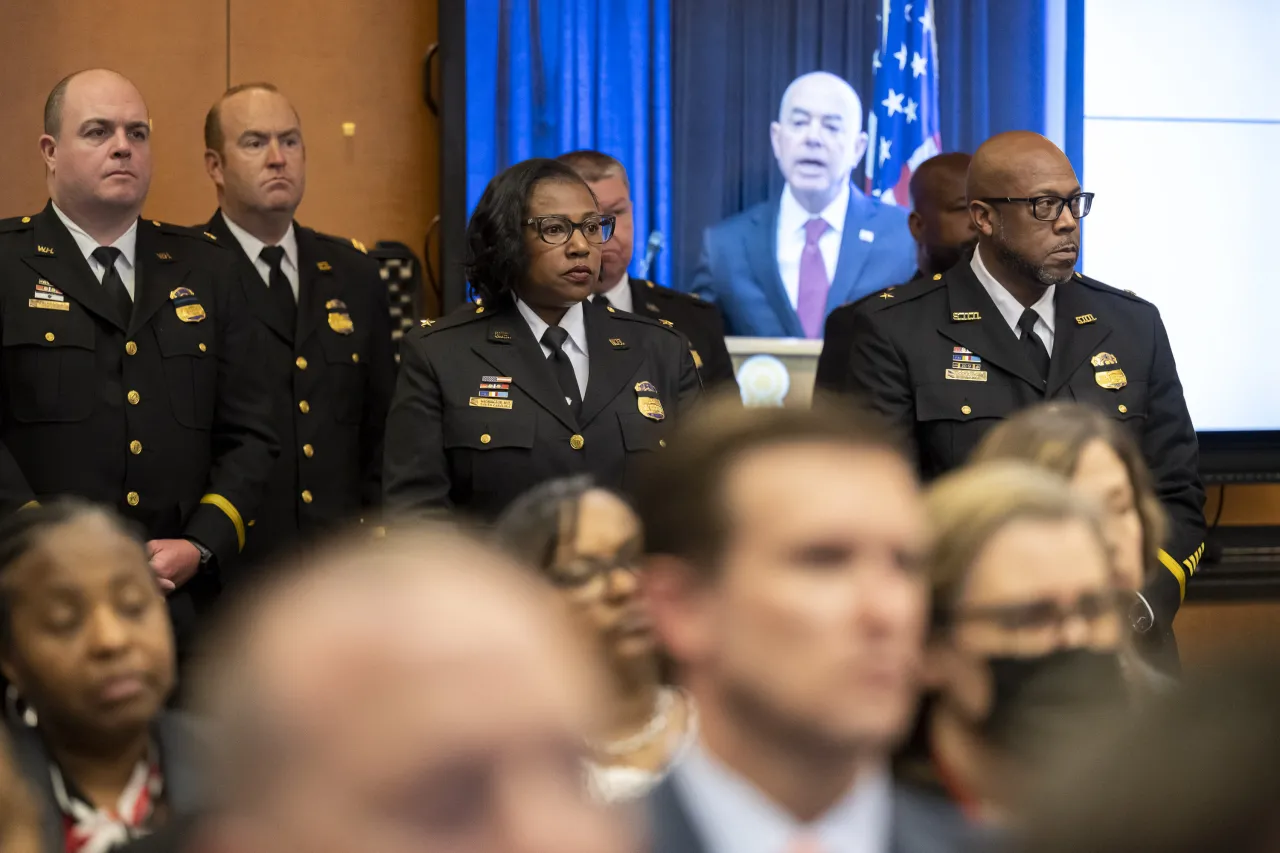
[865,0,942,207]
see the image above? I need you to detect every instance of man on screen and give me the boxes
[837,131,1204,651]
[688,71,916,338]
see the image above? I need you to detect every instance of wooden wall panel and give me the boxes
[229,0,439,295]
[0,1,229,225]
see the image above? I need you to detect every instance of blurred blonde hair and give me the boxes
[925,460,1112,633]
[971,403,1166,579]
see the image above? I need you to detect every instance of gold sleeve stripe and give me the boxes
[18,500,39,511]
[1157,548,1188,601]
[1182,542,1206,576]
[200,494,246,551]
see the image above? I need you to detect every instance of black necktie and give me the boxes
[541,325,582,418]
[259,245,297,331]
[596,294,613,310]
[1018,308,1050,384]
[91,246,132,327]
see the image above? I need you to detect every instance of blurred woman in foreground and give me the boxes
[972,402,1177,678]
[905,462,1129,825]
[1,501,203,852]
[497,476,696,802]
[0,728,40,853]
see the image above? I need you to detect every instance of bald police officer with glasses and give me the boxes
[836,132,1204,661]
[384,159,700,520]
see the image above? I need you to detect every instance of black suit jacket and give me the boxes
[384,295,701,519]
[842,261,1206,629]
[8,714,206,853]
[647,774,974,853]
[0,203,277,632]
[626,277,737,391]
[204,212,395,575]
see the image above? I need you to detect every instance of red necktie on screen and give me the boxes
[796,217,830,339]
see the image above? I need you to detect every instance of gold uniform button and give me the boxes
[129,440,142,455]
[299,400,310,414]
[198,342,207,352]
[302,443,314,458]
[296,356,308,370]
[351,353,360,364]
[1118,404,1128,414]
[44,332,54,342]
[21,217,30,224]
[126,491,140,507]
[301,490,313,504]
[659,439,667,448]
[569,434,585,450]
[961,405,972,415]
[480,433,491,444]
[125,341,138,356]
[127,391,140,405]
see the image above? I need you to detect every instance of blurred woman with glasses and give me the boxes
[384,158,702,519]
[899,462,1130,826]
[971,401,1178,680]
[497,476,696,803]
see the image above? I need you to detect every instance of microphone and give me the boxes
[639,231,664,279]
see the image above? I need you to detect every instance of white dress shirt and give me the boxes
[51,202,139,299]
[515,297,589,399]
[594,272,635,313]
[971,245,1056,352]
[673,740,893,853]
[776,182,850,311]
[222,215,301,301]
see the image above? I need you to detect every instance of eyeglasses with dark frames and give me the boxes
[524,214,616,246]
[947,588,1126,633]
[978,192,1095,222]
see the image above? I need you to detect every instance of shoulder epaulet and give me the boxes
[408,303,487,340]
[605,305,682,334]
[0,215,35,233]
[1071,271,1150,304]
[866,273,947,313]
[314,230,371,256]
[640,279,715,309]
[154,220,228,247]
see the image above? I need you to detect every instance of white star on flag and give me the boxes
[904,98,918,123]
[894,43,908,70]
[872,49,881,70]
[881,88,905,116]
[919,1,935,35]
[905,3,913,21]
[879,137,893,166]
[911,52,928,78]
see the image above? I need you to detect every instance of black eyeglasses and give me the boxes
[979,192,1095,222]
[546,555,639,590]
[524,214,616,246]
[948,589,1126,633]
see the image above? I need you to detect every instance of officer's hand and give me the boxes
[146,539,200,593]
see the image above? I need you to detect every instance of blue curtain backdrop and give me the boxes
[465,0,673,287]
[670,0,1058,289]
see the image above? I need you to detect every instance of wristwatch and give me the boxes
[189,539,214,567]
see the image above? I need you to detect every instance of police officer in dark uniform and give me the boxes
[816,153,976,395]
[201,83,395,574]
[839,131,1204,644]
[384,158,701,519]
[556,150,737,390]
[0,69,277,641]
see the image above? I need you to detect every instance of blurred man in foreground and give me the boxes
[689,72,915,337]
[815,152,976,393]
[638,397,969,853]
[557,150,737,390]
[188,526,637,853]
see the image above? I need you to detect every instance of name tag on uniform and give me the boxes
[470,396,513,410]
[945,369,987,382]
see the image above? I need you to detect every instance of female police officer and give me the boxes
[383,158,701,519]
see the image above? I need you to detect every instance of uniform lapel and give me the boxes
[470,300,579,433]
[578,299,643,428]
[296,226,330,346]
[1046,274,1113,397]
[825,188,875,309]
[939,263,1045,391]
[745,200,806,337]
[131,221,194,335]
[23,202,125,331]
[207,211,294,345]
